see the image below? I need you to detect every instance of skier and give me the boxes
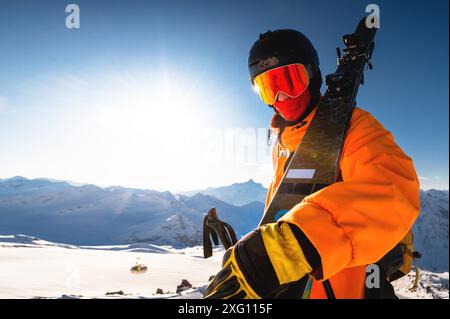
[203,29,420,299]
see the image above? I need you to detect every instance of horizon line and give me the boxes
[0,175,448,193]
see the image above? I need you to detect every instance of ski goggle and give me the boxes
[252,63,310,105]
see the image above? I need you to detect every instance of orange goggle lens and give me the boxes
[253,63,310,105]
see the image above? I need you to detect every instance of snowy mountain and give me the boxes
[128,214,203,247]
[180,179,268,206]
[0,177,448,274]
[414,190,449,272]
[0,177,264,246]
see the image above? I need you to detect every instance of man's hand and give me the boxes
[203,222,316,299]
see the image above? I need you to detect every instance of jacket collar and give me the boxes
[271,106,318,152]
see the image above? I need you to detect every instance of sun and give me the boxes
[97,66,209,137]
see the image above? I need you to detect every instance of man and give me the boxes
[203,29,420,299]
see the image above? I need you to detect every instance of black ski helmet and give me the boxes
[248,29,322,110]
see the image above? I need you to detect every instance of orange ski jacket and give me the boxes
[265,107,421,298]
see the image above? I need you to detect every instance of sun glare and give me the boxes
[96,66,210,139]
[8,62,258,191]
[85,64,227,189]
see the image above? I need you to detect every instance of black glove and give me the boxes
[203,222,320,299]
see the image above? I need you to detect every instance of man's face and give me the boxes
[252,63,312,122]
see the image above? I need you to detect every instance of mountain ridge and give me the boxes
[0,176,448,272]
[0,177,264,247]
[179,178,268,206]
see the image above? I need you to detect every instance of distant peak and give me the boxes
[233,179,257,186]
[4,176,28,182]
[242,179,263,187]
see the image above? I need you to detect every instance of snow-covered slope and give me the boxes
[392,269,449,299]
[0,235,222,299]
[0,235,447,299]
[180,179,267,206]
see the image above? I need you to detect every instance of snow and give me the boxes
[0,235,223,299]
[414,190,449,272]
[0,235,448,299]
[128,214,203,247]
[393,269,449,299]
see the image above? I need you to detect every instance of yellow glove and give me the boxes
[203,222,314,299]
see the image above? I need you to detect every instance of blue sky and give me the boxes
[0,0,448,191]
